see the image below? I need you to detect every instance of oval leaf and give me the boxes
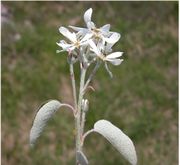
[30,100,62,147]
[94,120,137,165]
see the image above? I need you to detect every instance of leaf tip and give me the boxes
[94,119,137,165]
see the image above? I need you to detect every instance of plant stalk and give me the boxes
[70,64,78,111]
[75,67,86,164]
[80,111,86,136]
[69,63,79,164]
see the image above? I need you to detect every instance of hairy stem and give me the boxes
[80,111,86,136]
[70,64,78,111]
[75,67,86,164]
[69,63,79,164]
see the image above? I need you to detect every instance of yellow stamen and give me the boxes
[74,41,80,48]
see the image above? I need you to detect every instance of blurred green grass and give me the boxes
[2,1,178,165]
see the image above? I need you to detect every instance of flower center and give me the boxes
[99,54,106,60]
[93,28,100,33]
[92,28,101,39]
[74,41,80,48]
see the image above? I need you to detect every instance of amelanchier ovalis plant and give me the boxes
[30,8,137,165]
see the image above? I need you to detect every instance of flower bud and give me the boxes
[82,99,89,112]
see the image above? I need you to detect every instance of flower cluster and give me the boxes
[57,8,123,77]
[30,8,137,165]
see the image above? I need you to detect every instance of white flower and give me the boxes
[69,8,120,44]
[57,26,92,52]
[57,8,123,72]
[103,32,121,44]
[89,40,123,65]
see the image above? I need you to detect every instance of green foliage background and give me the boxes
[2,1,178,165]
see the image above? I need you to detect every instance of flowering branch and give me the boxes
[30,8,137,165]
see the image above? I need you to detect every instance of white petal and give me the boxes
[88,40,101,55]
[106,52,123,59]
[94,120,137,165]
[104,32,120,43]
[87,21,95,29]
[59,27,77,43]
[81,33,93,42]
[84,8,93,24]
[56,42,73,50]
[100,24,111,32]
[69,25,85,31]
[106,59,123,66]
[69,25,89,35]
[97,41,104,51]
[56,49,64,53]
[30,100,62,147]
[104,43,113,53]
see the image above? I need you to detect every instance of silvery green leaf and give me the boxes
[76,151,89,165]
[94,120,137,165]
[30,100,62,147]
